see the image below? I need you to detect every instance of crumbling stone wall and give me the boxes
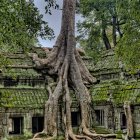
[0,108,8,139]
[2,108,45,138]
[94,105,109,129]
[0,111,3,139]
[133,106,140,133]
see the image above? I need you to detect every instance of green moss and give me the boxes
[37,133,47,138]
[24,130,32,138]
[93,50,119,72]
[116,130,123,139]
[73,127,79,134]
[8,133,63,140]
[93,126,111,134]
[53,136,65,140]
[135,133,140,138]
[8,136,28,140]
[0,88,48,108]
[116,134,122,139]
[91,80,140,105]
[31,47,46,58]
[3,68,41,78]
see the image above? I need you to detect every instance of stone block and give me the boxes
[2,118,7,125]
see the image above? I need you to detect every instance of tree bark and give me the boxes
[124,101,134,140]
[102,28,111,50]
[112,16,117,47]
[116,19,123,38]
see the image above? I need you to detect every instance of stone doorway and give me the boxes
[71,112,80,127]
[120,113,127,129]
[32,117,44,133]
[95,110,104,126]
[9,117,23,134]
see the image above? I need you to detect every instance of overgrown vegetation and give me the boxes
[78,0,140,69]
[0,0,140,139]
[0,0,55,68]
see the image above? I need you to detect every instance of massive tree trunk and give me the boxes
[112,16,117,47]
[102,28,111,50]
[30,0,116,139]
[116,19,123,38]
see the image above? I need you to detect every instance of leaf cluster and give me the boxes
[44,0,59,14]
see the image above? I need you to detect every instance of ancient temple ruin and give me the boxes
[0,48,140,139]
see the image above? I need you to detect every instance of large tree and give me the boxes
[31,0,115,139]
[78,0,140,70]
[79,0,124,49]
[77,0,126,62]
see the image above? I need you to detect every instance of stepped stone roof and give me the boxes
[90,49,140,106]
[1,47,46,78]
[0,88,47,108]
[0,48,140,108]
[0,47,48,108]
[91,80,140,106]
[92,49,121,75]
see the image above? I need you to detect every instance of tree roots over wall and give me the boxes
[29,0,116,139]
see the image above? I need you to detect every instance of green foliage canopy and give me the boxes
[78,0,118,61]
[0,0,54,52]
[116,0,140,70]
[0,0,56,67]
[79,0,140,70]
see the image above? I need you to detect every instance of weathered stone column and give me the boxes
[0,110,3,139]
[0,108,8,139]
[23,112,32,136]
[24,113,32,133]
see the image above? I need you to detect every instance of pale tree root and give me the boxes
[30,50,117,140]
[63,70,92,140]
[30,51,117,140]
[31,130,55,140]
[124,101,134,140]
[31,130,56,140]
[33,130,46,139]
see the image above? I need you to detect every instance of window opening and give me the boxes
[71,112,80,127]
[9,117,23,134]
[120,113,127,129]
[95,110,104,126]
[32,117,44,133]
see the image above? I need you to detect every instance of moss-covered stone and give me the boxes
[135,133,140,138]
[0,88,48,108]
[91,79,140,106]
[8,135,29,140]
[116,130,123,139]
[93,49,119,72]
[93,126,111,134]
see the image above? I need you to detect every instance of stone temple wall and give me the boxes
[0,108,8,139]
[0,111,4,139]
[133,106,140,133]
[0,108,44,139]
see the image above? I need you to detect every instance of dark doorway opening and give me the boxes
[95,110,104,126]
[4,77,18,87]
[32,117,44,133]
[71,112,80,127]
[121,113,127,129]
[9,117,23,134]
